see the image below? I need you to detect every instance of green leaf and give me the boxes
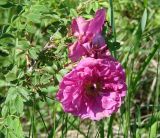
[18,87,30,101]
[4,116,24,138]
[5,72,17,82]
[43,66,55,74]
[47,86,58,93]
[141,8,147,32]
[86,3,92,14]
[31,5,49,13]
[149,122,157,138]
[92,1,99,12]
[0,33,14,39]
[0,80,7,87]
[0,0,8,5]
[108,41,121,51]
[15,96,24,115]
[0,2,15,8]
[59,69,69,76]
[29,47,38,59]
[32,73,40,85]
[41,86,58,93]
[136,129,141,138]
[0,49,9,56]
[16,5,23,14]
[70,9,78,17]
[1,105,8,117]
[13,118,24,138]
[53,31,62,40]
[2,87,25,116]
[40,74,52,84]
[5,66,17,82]
[26,24,37,34]
[25,13,42,23]
[144,0,148,7]
[0,56,13,67]
[83,14,92,19]
[5,87,18,103]
[56,74,62,82]
[17,40,30,50]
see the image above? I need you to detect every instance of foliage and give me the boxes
[0,0,159,137]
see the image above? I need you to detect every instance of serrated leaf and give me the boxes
[141,8,147,32]
[5,72,17,82]
[5,66,17,82]
[4,116,24,138]
[32,74,40,85]
[14,96,24,115]
[0,56,12,67]
[29,48,38,59]
[40,74,52,84]
[13,118,24,137]
[5,87,18,103]
[18,87,30,101]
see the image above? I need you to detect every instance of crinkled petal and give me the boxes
[71,17,89,37]
[68,41,87,62]
[56,57,127,120]
[87,9,106,34]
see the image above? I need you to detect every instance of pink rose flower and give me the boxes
[56,57,127,120]
[69,8,109,62]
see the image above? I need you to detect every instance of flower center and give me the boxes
[92,34,105,49]
[85,82,101,97]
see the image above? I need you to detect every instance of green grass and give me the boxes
[0,0,160,138]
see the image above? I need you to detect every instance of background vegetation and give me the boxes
[0,0,159,137]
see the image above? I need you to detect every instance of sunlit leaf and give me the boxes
[141,8,147,32]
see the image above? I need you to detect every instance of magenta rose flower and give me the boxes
[68,8,109,62]
[56,57,127,120]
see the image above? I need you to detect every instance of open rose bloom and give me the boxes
[56,57,126,120]
[56,8,127,120]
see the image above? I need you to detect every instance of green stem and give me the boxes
[37,108,49,136]
[107,115,114,138]
[109,0,117,59]
[109,0,116,42]
[99,120,104,138]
